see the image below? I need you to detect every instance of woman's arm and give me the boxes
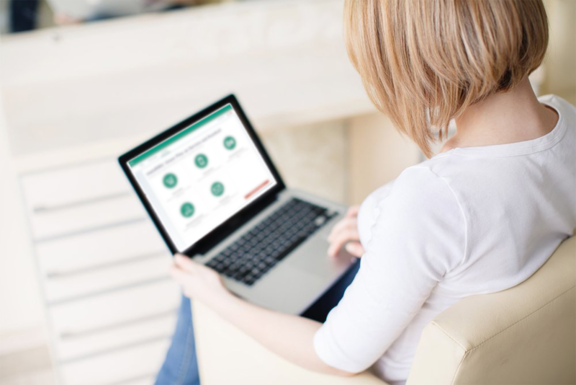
[170,254,355,377]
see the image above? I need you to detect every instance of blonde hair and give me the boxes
[344,0,549,157]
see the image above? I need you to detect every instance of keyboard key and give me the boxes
[204,198,337,286]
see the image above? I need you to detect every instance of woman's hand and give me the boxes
[327,205,365,258]
[170,254,231,303]
[169,245,355,377]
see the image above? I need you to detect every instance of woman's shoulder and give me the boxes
[377,165,464,220]
[393,162,455,194]
[359,164,464,234]
[360,164,468,272]
[358,162,458,243]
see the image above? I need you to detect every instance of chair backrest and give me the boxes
[407,236,576,385]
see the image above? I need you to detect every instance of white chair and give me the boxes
[193,236,576,385]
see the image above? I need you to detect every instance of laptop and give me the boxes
[119,95,354,315]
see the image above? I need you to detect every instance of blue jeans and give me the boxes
[155,294,200,385]
[156,261,360,384]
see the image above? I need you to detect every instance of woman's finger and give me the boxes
[328,217,357,242]
[346,205,360,217]
[328,218,350,241]
[345,241,365,257]
[174,253,198,273]
[328,226,362,256]
[170,264,191,284]
[327,242,341,257]
[328,228,357,257]
[328,207,360,241]
[329,220,358,244]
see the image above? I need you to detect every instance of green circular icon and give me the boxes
[163,173,178,189]
[180,202,195,218]
[194,154,208,168]
[223,136,236,150]
[211,182,225,197]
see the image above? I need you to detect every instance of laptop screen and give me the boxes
[127,104,278,252]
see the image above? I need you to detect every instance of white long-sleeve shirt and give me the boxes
[313,95,576,384]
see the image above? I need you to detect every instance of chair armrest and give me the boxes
[192,301,387,385]
[407,236,576,385]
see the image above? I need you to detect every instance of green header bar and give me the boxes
[128,104,232,167]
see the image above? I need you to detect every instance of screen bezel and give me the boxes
[118,94,286,256]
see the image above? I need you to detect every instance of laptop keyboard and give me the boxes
[206,198,337,286]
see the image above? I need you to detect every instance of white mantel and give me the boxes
[1,0,374,159]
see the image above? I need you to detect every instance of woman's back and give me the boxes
[315,95,576,384]
[429,95,575,293]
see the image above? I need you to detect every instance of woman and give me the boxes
[168,0,576,384]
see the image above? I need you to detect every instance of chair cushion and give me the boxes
[193,301,387,385]
[407,236,576,385]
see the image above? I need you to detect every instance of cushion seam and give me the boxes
[450,350,470,385]
[431,321,468,352]
[423,322,468,385]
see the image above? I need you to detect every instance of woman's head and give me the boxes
[344,0,548,157]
